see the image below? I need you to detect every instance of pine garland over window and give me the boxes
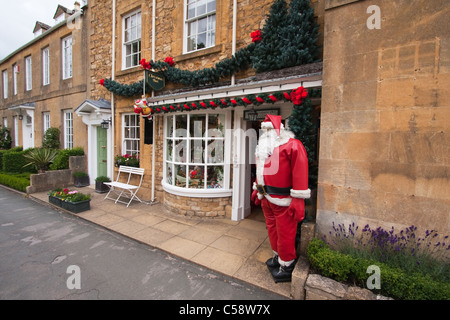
[100,0,320,96]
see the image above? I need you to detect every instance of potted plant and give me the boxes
[73,171,90,187]
[95,176,111,193]
[48,188,91,213]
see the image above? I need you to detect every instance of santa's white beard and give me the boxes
[255,128,295,161]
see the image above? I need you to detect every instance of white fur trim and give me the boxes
[261,122,274,130]
[264,195,291,207]
[290,189,311,199]
[258,193,264,200]
[278,257,295,267]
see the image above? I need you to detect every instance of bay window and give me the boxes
[164,112,231,195]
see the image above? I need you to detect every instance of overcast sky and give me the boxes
[0,0,77,60]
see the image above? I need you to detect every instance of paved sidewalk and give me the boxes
[29,186,292,298]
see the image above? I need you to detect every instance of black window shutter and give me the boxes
[144,118,153,145]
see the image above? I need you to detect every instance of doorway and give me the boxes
[97,126,108,177]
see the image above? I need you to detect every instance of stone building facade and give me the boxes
[317,0,450,237]
[0,3,90,153]
[89,0,325,220]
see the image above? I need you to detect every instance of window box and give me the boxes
[61,199,91,214]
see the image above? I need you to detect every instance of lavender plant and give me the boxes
[322,222,449,283]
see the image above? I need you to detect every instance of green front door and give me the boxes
[97,127,108,177]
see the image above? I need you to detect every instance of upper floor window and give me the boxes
[62,36,73,80]
[25,56,32,91]
[42,47,50,86]
[185,0,216,53]
[2,70,8,99]
[13,64,19,95]
[122,10,141,70]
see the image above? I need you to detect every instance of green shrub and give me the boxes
[2,149,37,173]
[307,238,450,300]
[42,127,61,149]
[73,171,88,178]
[0,172,31,192]
[49,147,85,170]
[95,176,111,182]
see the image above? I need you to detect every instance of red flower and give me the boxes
[190,170,198,179]
[63,188,69,194]
[251,30,262,43]
[140,58,152,70]
[165,56,175,67]
[290,86,308,105]
[99,79,105,86]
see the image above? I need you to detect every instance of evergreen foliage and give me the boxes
[251,0,320,72]
[42,127,61,149]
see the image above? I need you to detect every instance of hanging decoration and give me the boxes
[130,86,321,117]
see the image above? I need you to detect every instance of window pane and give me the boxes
[207,166,223,189]
[175,115,188,137]
[208,114,225,137]
[166,139,173,161]
[207,139,224,163]
[197,0,206,15]
[197,33,206,49]
[188,21,197,37]
[190,114,205,138]
[166,115,174,137]
[191,140,205,164]
[207,0,216,13]
[189,166,204,189]
[175,165,187,188]
[188,37,196,52]
[166,164,173,185]
[174,140,187,162]
[198,17,207,33]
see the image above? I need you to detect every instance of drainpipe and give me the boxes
[111,0,116,180]
[231,0,237,86]
[151,0,156,203]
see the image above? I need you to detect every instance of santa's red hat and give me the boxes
[261,114,282,135]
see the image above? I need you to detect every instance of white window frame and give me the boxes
[122,113,140,157]
[163,110,231,197]
[62,36,72,80]
[63,110,73,149]
[184,0,216,53]
[13,116,19,147]
[25,56,32,91]
[13,64,18,95]
[43,112,51,134]
[2,70,7,99]
[42,47,50,86]
[122,10,141,70]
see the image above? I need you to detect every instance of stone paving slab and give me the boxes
[28,187,292,298]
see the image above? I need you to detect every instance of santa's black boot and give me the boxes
[271,261,296,283]
[265,255,280,272]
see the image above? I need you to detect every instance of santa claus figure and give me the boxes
[251,114,310,283]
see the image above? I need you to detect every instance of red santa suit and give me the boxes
[252,114,310,283]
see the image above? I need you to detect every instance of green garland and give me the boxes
[101,0,321,97]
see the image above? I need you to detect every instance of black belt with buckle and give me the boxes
[256,185,291,196]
